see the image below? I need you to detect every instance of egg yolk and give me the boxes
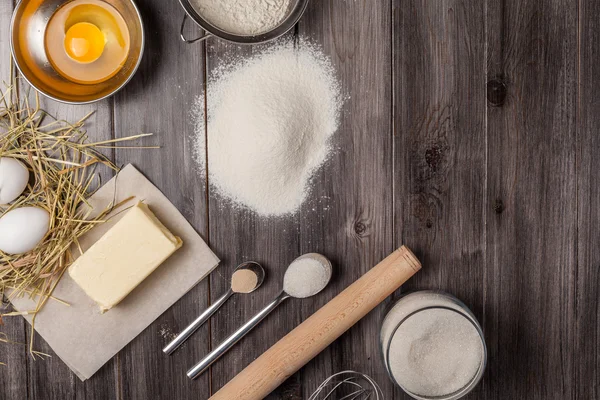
[64,22,106,63]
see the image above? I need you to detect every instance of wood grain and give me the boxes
[0,0,29,397]
[23,41,117,400]
[1,0,600,398]
[111,0,210,399]
[293,0,395,397]
[204,38,304,397]
[485,1,578,399]
[576,0,600,398]
[393,1,486,399]
[14,0,119,392]
[2,0,117,393]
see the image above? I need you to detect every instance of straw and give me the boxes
[0,77,152,359]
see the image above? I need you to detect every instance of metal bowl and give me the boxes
[178,0,309,45]
[10,0,144,104]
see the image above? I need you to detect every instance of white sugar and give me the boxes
[380,292,485,398]
[283,257,330,298]
[192,40,341,217]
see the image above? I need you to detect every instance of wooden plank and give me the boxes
[293,0,394,398]
[205,1,393,396]
[26,326,117,400]
[485,1,577,398]
[0,0,13,80]
[207,202,304,398]
[112,0,210,399]
[576,0,600,398]
[1,2,595,400]
[204,39,302,396]
[209,0,394,397]
[393,0,486,398]
[19,41,117,396]
[22,42,118,400]
[14,0,118,392]
[6,0,116,395]
[0,1,30,399]
[24,105,117,399]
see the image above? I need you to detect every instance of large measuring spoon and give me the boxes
[163,261,265,355]
[187,253,333,379]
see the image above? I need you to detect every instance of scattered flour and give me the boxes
[190,0,292,36]
[158,324,178,342]
[192,40,342,217]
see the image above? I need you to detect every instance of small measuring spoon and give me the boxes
[163,261,265,355]
[187,253,332,379]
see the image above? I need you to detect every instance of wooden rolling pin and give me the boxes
[209,245,421,400]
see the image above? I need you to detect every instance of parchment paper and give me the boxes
[10,164,220,380]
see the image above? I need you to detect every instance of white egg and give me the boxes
[0,157,30,204]
[0,207,50,254]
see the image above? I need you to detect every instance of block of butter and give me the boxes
[69,201,183,313]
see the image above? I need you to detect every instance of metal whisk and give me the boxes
[308,371,384,400]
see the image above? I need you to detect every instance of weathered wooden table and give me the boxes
[1,0,599,398]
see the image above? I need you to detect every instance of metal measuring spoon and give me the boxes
[163,261,265,355]
[187,253,332,379]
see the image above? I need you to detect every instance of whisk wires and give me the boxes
[309,371,384,400]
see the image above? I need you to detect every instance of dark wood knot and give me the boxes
[487,79,507,106]
[494,199,505,214]
[425,144,444,172]
[354,222,367,236]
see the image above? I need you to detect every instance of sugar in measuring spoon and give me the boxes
[187,253,332,379]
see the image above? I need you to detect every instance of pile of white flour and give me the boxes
[191,0,291,36]
[192,41,341,217]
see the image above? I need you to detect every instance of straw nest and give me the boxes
[0,78,152,358]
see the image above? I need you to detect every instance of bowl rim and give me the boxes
[380,291,488,400]
[177,0,309,45]
[10,0,146,105]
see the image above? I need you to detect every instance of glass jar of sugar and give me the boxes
[380,290,487,400]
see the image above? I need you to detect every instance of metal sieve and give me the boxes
[177,0,309,44]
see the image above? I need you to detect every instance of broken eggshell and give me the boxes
[0,157,29,204]
[0,207,50,254]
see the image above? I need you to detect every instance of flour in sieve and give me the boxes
[192,40,342,217]
[190,0,292,36]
